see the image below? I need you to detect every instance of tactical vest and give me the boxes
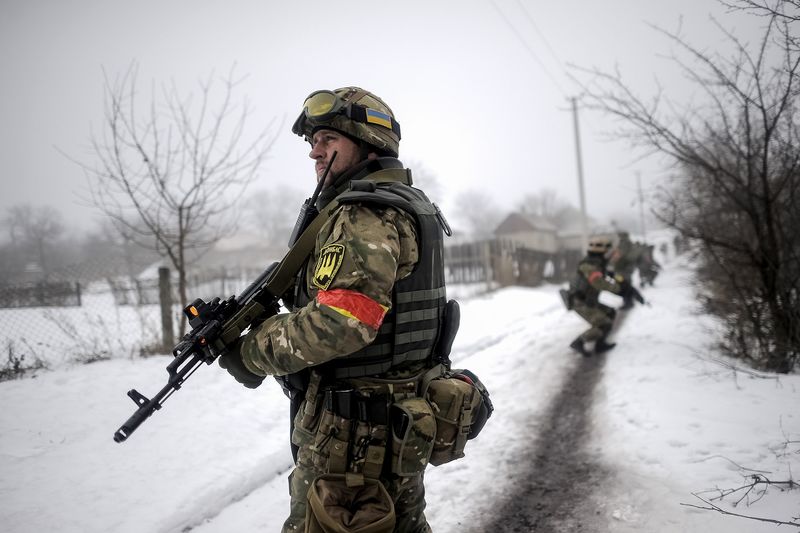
[292,177,448,379]
[569,254,605,307]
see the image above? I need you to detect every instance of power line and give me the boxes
[514,0,565,71]
[488,0,568,97]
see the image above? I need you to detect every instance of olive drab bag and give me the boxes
[424,368,493,466]
[305,474,396,533]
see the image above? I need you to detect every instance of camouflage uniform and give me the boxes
[609,232,639,309]
[568,252,621,354]
[238,157,442,533]
[217,87,457,532]
[637,244,660,287]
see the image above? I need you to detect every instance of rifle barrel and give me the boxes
[113,352,206,442]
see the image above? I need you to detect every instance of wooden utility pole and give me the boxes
[571,97,589,249]
[636,171,646,238]
[158,267,174,353]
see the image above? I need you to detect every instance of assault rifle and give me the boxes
[113,152,340,443]
[113,262,281,443]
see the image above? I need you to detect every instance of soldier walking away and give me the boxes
[561,236,626,356]
[609,231,641,309]
[216,87,491,533]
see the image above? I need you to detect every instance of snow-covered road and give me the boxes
[1,255,798,532]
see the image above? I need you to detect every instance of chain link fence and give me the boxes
[1,245,573,376]
[0,266,265,376]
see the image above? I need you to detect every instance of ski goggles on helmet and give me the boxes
[291,90,401,138]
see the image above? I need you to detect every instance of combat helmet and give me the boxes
[587,236,613,254]
[291,87,401,157]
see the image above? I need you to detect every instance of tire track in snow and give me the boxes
[481,350,611,532]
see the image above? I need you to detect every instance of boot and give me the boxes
[570,338,591,357]
[595,337,617,353]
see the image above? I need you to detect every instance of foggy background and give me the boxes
[0,0,761,243]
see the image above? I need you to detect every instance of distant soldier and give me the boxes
[562,236,622,356]
[609,231,640,309]
[638,243,661,287]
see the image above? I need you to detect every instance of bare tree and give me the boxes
[724,0,800,22]
[244,185,305,249]
[518,188,564,218]
[516,188,586,229]
[4,204,65,280]
[402,159,443,202]
[453,190,504,238]
[78,63,278,333]
[574,12,800,372]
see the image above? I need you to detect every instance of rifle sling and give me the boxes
[266,168,409,295]
[265,202,338,297]
[220,199,344,348]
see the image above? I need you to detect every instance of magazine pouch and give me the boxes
[389,397,436,476]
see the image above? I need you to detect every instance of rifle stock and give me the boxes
[113,261,280,443]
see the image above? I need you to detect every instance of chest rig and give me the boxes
[292,173,448,379]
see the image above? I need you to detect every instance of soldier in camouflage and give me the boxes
[218,87,449,532]
[637,243,661,287]
[567,236,621,356]
[608,231,640,309]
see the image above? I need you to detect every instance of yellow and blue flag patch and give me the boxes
[365,108,393,129]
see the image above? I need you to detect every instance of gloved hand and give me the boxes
[616,276,632,295]
[218,336,265,389]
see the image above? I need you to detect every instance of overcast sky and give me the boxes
[0,0,765,236]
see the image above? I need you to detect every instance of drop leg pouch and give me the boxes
[305,474,396,533]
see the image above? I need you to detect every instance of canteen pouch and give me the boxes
[389,397,436,476]
[305,474,396,533]
[425,370,489,466]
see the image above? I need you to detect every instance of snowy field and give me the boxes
[1,246,798,532]
[0,283,164,365]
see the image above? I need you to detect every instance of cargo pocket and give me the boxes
[425,375,482,466]
[389,397,436,477]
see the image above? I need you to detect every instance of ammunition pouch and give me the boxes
[305,474,396,533]
[279,369,312,463]
[389,397,436,476]
[292,378,392,486]
[424,368,493,466]
[326,390,390,425]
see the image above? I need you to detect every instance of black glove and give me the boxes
[218,337,265,389]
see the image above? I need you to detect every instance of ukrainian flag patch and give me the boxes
[365,108,392,129]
